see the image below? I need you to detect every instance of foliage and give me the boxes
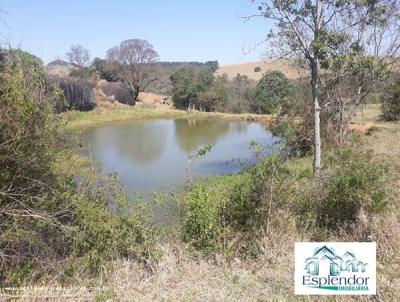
[198,76,229,112]
[92,57,119,82]
[314,148,388,229]
[0,48,155,284]
[182,185,220,250]
[227,74,255,113]
[181,145,389,253]
[382,73,400,121]
[69,173,156,274]
[252,71,294,114]
[69,66,98,81]
[269,80,314,155]
[170,65,214,110]
[144,61,219,95]
[254,0,400,173]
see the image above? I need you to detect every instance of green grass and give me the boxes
[62,105,273,133]
[63,106,204,132]
[352,103,382,123]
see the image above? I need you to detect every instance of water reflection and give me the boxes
[113,122,168,163]
[174,119,231,154]
[79,118,277,196]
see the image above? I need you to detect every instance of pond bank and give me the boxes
[62,105,274,132]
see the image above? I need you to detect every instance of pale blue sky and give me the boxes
[0,0,272,65]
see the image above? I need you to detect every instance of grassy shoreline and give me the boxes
[62,105,274,132]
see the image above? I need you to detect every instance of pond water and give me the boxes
[79,118,279,197]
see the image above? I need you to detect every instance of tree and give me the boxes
[198,76,229,112]
[253,71,293,114]
[65,44,90,67]
[254,0,398,175]
[170,66,214,110]
[228,73,255,113]
[382,72,400,121]
[106,39,159,104]
[92,57,119,82]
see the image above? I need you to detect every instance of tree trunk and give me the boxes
[132,85,139,103]
[311,0,322,176]
[311,59,321,176]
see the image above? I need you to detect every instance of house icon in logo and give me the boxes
[304,246,368,276]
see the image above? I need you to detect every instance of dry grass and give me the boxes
[214,59,307,81]
[15,207,400,301]
[10,105,400,301]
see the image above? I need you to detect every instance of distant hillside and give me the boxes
[46,59,78,77]
[214,59,307,81]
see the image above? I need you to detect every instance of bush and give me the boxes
[69,173,156,274]
[182,185,220,250]
[254,66,261,72]
[0,49,155,284]
[181,146,389,253]
[315,148,388,228]
[382,74,400,121]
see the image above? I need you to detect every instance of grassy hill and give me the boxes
[214,59,307,80]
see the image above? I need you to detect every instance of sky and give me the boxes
[0,0,273,65]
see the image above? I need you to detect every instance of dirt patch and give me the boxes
[138,92,172,108]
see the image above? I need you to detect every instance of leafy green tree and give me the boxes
[170,66,214,110]
[198,76,229,112]
[252,71,294,114]
[254,0,399,175]
[228,74,255,113]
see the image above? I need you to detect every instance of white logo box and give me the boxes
[295,242,376,295]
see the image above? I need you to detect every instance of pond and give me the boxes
[79,118,279,198]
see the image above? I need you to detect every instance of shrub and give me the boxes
[315,148,388,229]
[382,74,400,121]
[254,66,261,72]
[69,173,156,274]
[182,185,220,250]
[181,146,388,253]
[0,49,155,284]
[223,156,295,233]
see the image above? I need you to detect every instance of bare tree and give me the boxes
[106,39,159,104]
[65,44,90,67]
[251,0,394,175]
